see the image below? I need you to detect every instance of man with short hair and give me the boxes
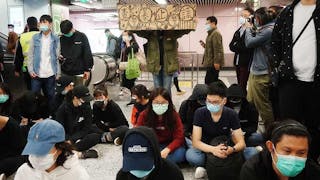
[105,28,119,59]
[14,16,39,90]
[240,120,320,180]
[201,16,225,85]
[28,15,60,108]
[59,20,93,86]
[229,8,254,93]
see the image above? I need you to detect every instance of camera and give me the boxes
[246,15,254,24]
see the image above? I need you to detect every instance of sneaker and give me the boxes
[0,174,6,180]
[114,137,122,146]
[80,149,98,159]
[176,90,186,95]
[195,166,207,179]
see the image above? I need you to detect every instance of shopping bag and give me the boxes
[125,48,141,80]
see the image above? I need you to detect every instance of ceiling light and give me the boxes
[155,0,167,5]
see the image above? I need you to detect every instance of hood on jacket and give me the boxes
[121,126,162,175]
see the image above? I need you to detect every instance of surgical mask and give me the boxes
[63,32,73,37]
[239,17,246,25]
[205,24,212,31]
[130,166,155,178]
[94,99,107,109]
[8,28,13,32]
[61,90,68,95]
[29,151,57,171]
[206,102,221,113]
[105,32,110,38]
[128,36,132,41]
[272,145,307,177]
[39,25,49,32]
[0,94,9,103]
[152,104,168,115]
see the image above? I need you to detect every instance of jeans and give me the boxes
[236,66,250,95]
[185,138,205,167]
[153,68,173,96]
[243,147,259,160]
[160,144,186,164]
[246,132,263,147]
[31,75,55,107]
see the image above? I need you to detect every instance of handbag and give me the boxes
[135,49,147,71]
[125,48,141,80]
[119,62,127,71]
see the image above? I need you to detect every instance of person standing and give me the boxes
[105,28,119,59]
[7,24,18,55]
[59,20,93,86]
[28,15,60,109]
[271,0,320,161]
[14,16,39,90]
[229,8,254,93]
[201,16,225,85]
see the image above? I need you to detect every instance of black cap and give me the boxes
[73,85,93,102]
[56,76,73,93]
[227,84,245,98]
[188,84,208,105]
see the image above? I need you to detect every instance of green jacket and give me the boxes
[203,28,225,67]
[135,30,190,75]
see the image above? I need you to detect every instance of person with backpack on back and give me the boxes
[105,29,120,60]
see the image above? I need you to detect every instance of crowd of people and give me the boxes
[0,0,320,179]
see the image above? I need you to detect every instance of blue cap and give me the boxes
[22,119,65,156]
[122,133,154,172]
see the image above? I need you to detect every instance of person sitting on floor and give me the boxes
[130,84,150,127]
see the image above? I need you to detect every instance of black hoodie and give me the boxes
[116,127,184,180]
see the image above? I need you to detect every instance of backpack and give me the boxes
[110,36,121,59]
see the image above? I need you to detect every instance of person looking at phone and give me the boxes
[229,7,255,94]
[186,81,246,179]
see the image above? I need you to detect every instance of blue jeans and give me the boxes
[185,138,205,167]
[31,75,55,107]
[243,147,259,160]
[153,68,173,96]
[246,132,263,147]
[160,144,186,164]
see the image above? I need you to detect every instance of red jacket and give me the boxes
[137,110,185,152]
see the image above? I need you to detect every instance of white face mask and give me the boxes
[239,17,246,25]
[29,150,57,171]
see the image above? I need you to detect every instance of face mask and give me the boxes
[152,104,168,115]
[61,90,68,95]
[77,99,83,106]
[8,28,13,32]
[130,166,155,178]
[205,24,212,31]
[272,145,307,177]
[29,151,57,171]
[94,100,105,109]
[206,102,221,113]
[39,25,49,32]
[122,35,128,42]
[239,17,246,25]
[0,94,9,103]
[128,36,132,41]
[63,32,73,37]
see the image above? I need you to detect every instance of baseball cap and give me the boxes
[73,85,93,102]
[227,84,245,98]
[56,76,73,93]
[122,133,154,172]
[22,119,65,156]
[188,84,208,105]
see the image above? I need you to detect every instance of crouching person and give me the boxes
[116,126,184,180]
[15,119,89,180]
[240,120,320,180]
[186,81,246,179]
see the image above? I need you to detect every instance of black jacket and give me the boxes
[229,27,254,67]
[93,100,128,131]
[226,99,259,138]
[240,150,320,180]
[116,127,184,180]
[271,0,320,82]
[60,31,93,75]
[55,101,92,143]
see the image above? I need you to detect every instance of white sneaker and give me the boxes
[114,137,122,146]
[0,173,6,180]
[195,166,207,179]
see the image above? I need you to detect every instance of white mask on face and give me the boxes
[29,150,57,171]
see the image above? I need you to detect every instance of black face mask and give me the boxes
[94,101,104,109]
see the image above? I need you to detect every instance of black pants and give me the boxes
[205,66,219,85]
[278,80,320,161]
[173,77,181,92]
[0,156,27,176]
[121,71,136,91]
[23,71,31,90]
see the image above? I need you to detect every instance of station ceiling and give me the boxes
[119,0,238,5]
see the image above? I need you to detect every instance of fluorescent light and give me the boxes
[155,0,167,4]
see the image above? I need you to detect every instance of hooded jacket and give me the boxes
[116,127,184,180]
[15,155,89,180]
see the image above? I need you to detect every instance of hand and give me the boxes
[225,146,234,156]
[211,144,228,159]
[214,63,221,70]
[109,128,115,132]
[30,72,38,78]
[20,117,28,126]
[14,71,20,77]
[32,118,43,124]
[160,148,171,159]
[56,75,61,80]
[83,71,90,80]
[58,55,65,61]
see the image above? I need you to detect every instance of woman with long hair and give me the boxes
[136,87,185,164]
[130,84,150,127]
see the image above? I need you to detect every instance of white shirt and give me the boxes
[39,33,54,78]
[292,2,317,82]
[14,155,90,180]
